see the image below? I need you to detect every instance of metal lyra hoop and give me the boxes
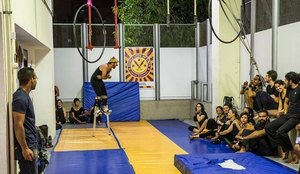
[73,4,107,63]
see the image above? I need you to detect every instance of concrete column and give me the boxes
[211,0,241,109]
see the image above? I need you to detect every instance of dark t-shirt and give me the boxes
[254,121,267,130]
[193,111,208,127]
[70,107,85,119]
[91,67,102,81]
[287,85,300,116]
[266,85,279,97]
[91,66,111,81]
[12,88,37,148]
[56,107,66,123]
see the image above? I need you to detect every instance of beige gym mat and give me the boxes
[111,120,187,174]
[54,128,118,152]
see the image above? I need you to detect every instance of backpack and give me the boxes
[36,126,49,174]
[223,96,235,108]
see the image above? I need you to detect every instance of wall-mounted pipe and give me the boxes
[81,23,88,82]
[154,24,160,100]
[272,0,279,71]
[119,23,125,81]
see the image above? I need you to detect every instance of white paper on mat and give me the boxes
[218,159,246,170]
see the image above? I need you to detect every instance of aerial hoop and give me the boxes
[208,0,245,44]
[73,2,107,63]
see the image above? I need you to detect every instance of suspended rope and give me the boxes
[220,0,266,86]
[166,0,170,27]
[113,0,120,48]
[73,0,107,63]
[87,0,93,50]
[194,0,197,25]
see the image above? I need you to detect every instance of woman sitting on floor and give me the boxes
[69,98,90,124]
[56,99,67,124]
[190,106,224,140]
[243,107,255,125]
[188,103,208,133]
[211,108,241,144]
[230,112,255,152]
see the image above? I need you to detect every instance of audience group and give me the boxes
[190,71,300,164]
[55,91,101,127]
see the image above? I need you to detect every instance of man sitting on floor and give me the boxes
[235,110,274,156]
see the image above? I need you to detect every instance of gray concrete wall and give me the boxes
[62,100,213,120]
[141,100,212,120]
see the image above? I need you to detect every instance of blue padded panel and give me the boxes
[148,119,232,154]
[174,152,297,174]
[45,149,134,174]
[83,82,140,121]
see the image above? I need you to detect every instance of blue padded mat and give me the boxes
[174,152,297,174]
[83,82,140,121]
[148,119,232,154]
[45,149,134,174]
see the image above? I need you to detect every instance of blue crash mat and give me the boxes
[148,119,232,154]
[45,149,134,174]
[174,152,297,174]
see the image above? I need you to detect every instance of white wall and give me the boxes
[54,47,197,100]
[54,48,119,101]
[160,48,196,99]
[277,22,300,77]
[0,13,9,174]
[240,22,300,83]
[11,0,36,38]
[11,0,55,141]
[54,21,300,108]
[34,49,56,136]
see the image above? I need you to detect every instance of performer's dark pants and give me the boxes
[255,91,278,111]
[91,79,108,106]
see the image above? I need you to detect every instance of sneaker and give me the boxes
[94,108,101,117]
[102,105,109,113]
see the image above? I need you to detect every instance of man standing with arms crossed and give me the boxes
[13,67,38,174]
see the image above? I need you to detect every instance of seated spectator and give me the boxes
[54,85,60,107]
[188,103,208,133]
[69,98,90,124]
[240,75,263,111]
[235,110,274,156]
[243,106,255,125]
[274,80,288,117]
[255,70,279,116]
[265,72,300,161]
[190,106,223,140]
[56,99,66,124]
[211,108,241,144]
[229,112,254,152]
[89,106,102,125]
